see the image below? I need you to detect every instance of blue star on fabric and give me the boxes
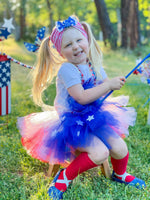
[24,26,46,52]
[0,27,11,39]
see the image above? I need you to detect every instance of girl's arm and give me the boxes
[103,77,109,82]
[67,76,126,105]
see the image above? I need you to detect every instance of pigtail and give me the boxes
[32,36,63,109]
[81,22,103,79]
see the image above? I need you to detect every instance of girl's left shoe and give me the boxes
[112,171,146,189]
[48,169,72,200]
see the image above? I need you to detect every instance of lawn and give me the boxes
[0,38,150,200]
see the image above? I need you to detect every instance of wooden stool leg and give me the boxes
[47,164,60,177]
[47,164,54,177]
[100,159,111,178]
[52,164,60,177]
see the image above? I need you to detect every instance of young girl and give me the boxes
[17,16,146,199]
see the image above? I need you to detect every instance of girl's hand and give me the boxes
[108,76,126,90]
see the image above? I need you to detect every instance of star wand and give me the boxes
[100,53,150,103]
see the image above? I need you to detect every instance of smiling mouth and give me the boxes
[74,50,84,56]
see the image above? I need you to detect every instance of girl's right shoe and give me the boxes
[48,169,72,200]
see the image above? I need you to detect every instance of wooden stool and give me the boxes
[47,158,111,179]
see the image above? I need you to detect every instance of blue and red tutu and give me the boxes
[17,78,136,165]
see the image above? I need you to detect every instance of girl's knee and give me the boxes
[79,136,110,165]
[109,137,128,159]
[88,146,109,165]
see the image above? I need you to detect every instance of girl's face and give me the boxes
[61,28,89,65]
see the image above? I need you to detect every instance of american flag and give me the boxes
[0,56,11,116]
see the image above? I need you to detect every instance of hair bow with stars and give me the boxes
[56,16,77,32]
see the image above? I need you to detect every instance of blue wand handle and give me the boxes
[100,53,150,103]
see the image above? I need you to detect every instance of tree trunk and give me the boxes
[121,0,141,49]
[20,0,26,39]
[46,0,54,33]
[94,0,117,49]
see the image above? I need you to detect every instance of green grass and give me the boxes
[0,39,150,200]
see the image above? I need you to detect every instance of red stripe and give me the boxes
[6,86,8,115]
[0,88,1,116]
[0,55,8,61]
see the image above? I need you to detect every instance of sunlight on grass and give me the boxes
[1,38,36,64]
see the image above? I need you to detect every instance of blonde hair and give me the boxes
[32,17,103,108]
[81,21,103,79]
[32,36,64,108]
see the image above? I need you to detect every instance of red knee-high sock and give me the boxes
[55,152,97,192]
[111,152,135,182]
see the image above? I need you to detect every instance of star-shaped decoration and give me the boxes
[0,27,11,39]
[6,72,10,77]
[77,131,80,137]
[2,77,6,82]
[86,115,94,121]
[76,120,84,126]
[2,68,6,73]
[2,18,15,33]
[5,62,10,67]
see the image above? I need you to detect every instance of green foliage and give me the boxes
[105,0,120,23]
[138,0,150,31]
[1,0,150,43]
[0,40,150,200]
[105,0,120,8]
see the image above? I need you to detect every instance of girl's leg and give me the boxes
[54,136,109,192]
[108,137,134,182]
[108,136,128,159]
[108,136,146,188]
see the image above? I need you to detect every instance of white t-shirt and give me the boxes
[54,62,107,115]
